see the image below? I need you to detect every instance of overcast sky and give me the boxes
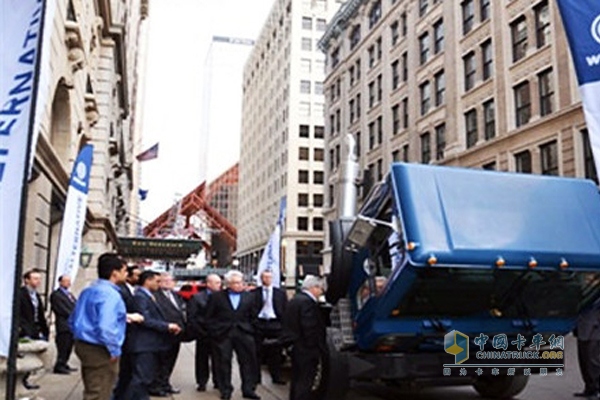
[138,0,273,223]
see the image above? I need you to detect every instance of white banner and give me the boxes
[256,197,286,288]
[0,0,47,358]
[55,145,94,287]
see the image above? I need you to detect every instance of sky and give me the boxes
[138,0,273,223]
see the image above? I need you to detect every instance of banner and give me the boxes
[556,1,600,175]
[257,197,286,288]
[0,0,47,358]
[54,145,94,287]
[136,142,159,161]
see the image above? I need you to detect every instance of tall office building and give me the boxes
[237,0,342,285]
[319,0,595,226]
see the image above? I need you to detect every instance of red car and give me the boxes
[177,282,206,301]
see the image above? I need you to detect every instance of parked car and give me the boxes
[177,281,206,301]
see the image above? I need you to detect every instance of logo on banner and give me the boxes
[73,161,88,187]
[445,330,469,364]
[592,15,600,44]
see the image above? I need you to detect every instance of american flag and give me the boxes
[136,143,159,161]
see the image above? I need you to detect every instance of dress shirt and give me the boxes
[28,287,39,321]
[228,291,241,310]
[69,279,127,358]
[138,286,155,301]
[125,282,136,295]
[60,287,76,302]
[164,289,179,309]
[258,286,277,320]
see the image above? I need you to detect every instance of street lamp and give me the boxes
[80,246,93,269]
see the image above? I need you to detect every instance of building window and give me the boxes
[300,101,310,117]
[349,99,355,123]
[377,159,383,180]
[483,99,495,140]
[465,109,478,148]
[302,16,313,30]
[368,45,376,68]
[298,217,309,231]
[299,147,309,160]
[401,52,408,81]
[355,59,361,80]
[419,32,430,65]
[376,37,382,61]
[464,51,476,91]
[391,60,400,89]
[433,19,444,54]
[434,70,445,106]
[535,1,550,48]
[515,150,532,173]
[540,140,558,176]
[401,12,407,36]
[301,37,312,51]
[313,193,324,207]
[328,149,335,171]
[392,104,400,134]
[314,148,324,161]
[356,131,361,156]
[313,217,324,231]
[421,132,431,164]
[435,123,446,160]
[511,16,528,62]
[420,81,431,115]
[330,47,340,68]
[313,171,324,184]
[480,0,490,22]
[402,143,409,161]
[377,74,382,102]
[582,129,599,183]
[377,116,383,144]
[316,18,327,31]
[314,126,324,138]
[368,121,375,149]
[314,82,323,95]
[462,0,475,35]
[391,21,399,46]
[402,98,409,128]
[328,184,334,207]
[298,193,309,207]
[368,81,375,108]
[300,80,311,94]
[419,0,429,17]
[481,40,493,81]
[538,68,554,117]
[350,24,361,50]
[299,170,309,183]
[369,0,382,28]
[392,150,400,162]
[514,81,531,127]
[301,58,311,74]
[482,161,496,170]
[356,93,361,117]
[299,125,309,138]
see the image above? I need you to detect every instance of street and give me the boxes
[34,335,582,400]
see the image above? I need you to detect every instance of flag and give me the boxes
[136,142,159,161]
[0,0,48,357]
[557,1,600,175]
[138,188,149,200]
[54,145,94,288]
[257,196,286,288]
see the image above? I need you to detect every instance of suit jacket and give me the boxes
[252,286,287,329]
[119,283,137,313]
[128,288,171,353]
[187,289,211,338]
[50,288,76,334]
[206,289,257,338]
[281,291,326,352]
[155,289,186,344]
[18,286,49,339]
[577,298,600,341]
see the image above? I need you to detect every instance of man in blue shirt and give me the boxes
[70,253,128,400]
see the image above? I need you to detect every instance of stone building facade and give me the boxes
[319,0,596,228]
[24,0,148,296]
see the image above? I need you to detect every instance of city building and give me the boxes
[23,0,149,294]
[237,0,343,285]
[319,0,595,230]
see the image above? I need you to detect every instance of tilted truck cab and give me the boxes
[321,161,600,399]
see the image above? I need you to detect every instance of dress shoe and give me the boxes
[220,393,232,400]
[243,392,261,400]
[272,379,286,385]
[53,367,71,375]
[167,386,181,394]
[196,384,206,392]
[148,389,169,397]
[22,381,40,390]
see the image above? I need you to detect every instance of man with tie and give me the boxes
[152,272,186,395]
[50,275,77,374]
[124,270,182,399]
[206,270,260,400]
[188,273,222,391]
[252,269,287,385]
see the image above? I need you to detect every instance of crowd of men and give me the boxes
[17,253,328,400]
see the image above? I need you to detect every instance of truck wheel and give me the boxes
[315,331,350,399]
[326,219,353,304]
[473,375,529,399]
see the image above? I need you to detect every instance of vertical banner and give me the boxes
[55,145,94,287]
[0,0,47,358]
[556,1,600,175]
[257,196,286,288]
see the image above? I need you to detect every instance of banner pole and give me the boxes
[5,0,47,398]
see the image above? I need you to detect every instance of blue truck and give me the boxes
[321,150,600,399]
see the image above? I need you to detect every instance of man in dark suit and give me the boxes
[188,273,222,391]
[152,272,185,395]
[574,274,600,398]
[281,275,327,400]
[124,270,182,400]
[113,264,141,400]
[50,275,77,374]
[206,270,260,400]
[19,269,49,340]
[252,270,287,385]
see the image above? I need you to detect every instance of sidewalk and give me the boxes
[31,343,288,400]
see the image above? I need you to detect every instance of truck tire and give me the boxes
[473,375,529,399]
[326,219,353,304]
[315,331,350,400]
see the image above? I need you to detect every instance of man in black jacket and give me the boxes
[50,275,77,374]
[124,270,182,400]
[19,269,49,340]
[281,275,327,400]
[188,273,222,391]
[152,272,186,395]
[252,270,287,385]
[206,270,260,400]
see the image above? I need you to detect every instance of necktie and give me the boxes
[167,291,179,309]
